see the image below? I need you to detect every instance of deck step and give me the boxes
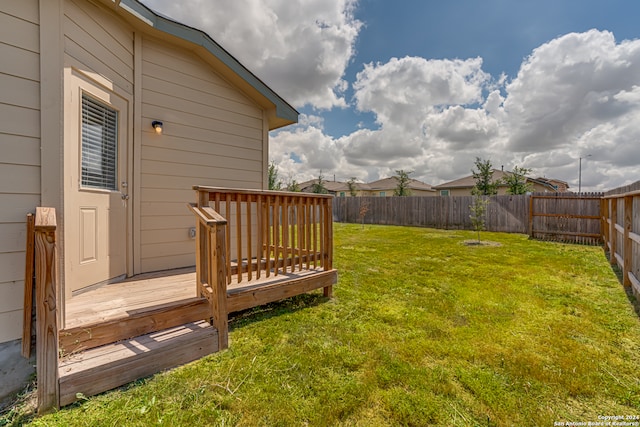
[59,297,210,354]
[58,321,218,407]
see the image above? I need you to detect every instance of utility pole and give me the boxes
[578,154,591,194]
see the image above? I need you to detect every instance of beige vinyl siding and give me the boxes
[140,36,265,273]
[63,0,134,94]
[0,2,40,343]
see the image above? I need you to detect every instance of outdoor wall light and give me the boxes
[152,120,163,134]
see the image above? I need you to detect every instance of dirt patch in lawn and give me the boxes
[462,240,502,247]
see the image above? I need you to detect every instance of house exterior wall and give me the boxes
[139,36,265,273]
[0,0,41,404]
[0,1,41,344]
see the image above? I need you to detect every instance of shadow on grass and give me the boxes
[228,292,330,332]
[605,250,640,319]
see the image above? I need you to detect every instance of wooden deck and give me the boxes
[64,266,337,330]
[32,189,337,412]
[56,264,336,406]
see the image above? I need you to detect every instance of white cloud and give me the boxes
[504,30,640,151]
[136,1,639,191]
[141,0,361,109]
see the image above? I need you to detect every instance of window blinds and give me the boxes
[81,94,118,190]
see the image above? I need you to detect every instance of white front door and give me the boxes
[65,70,130,293]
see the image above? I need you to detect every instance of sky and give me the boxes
[141,0,640,191]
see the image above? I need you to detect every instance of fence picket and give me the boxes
[333,193,604,245]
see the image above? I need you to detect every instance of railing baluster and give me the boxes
[256,194,262,280]
[274,195,281,276]
[291,200,296,272]
[247,195,253,281]
[265,195,271,278]
[305,198,311,270]
[320,199,325,270]
[298,198,304,271]
[225,194,232,284]
[236,196,242,283]
[312,198,318,268]
[283,196,290,273]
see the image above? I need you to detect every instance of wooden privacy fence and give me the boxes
[333,195,529,233]
[602,181,640,295]
[529,193,603,244]
[333,193,603,244]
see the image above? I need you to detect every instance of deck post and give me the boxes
[190,197,229,351]
[22,213,36,358]
[323,198,334,298]
[210,220,228,349]
[34,207,60,413]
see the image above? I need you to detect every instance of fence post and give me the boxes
[34,207,59,413]
[610,198,618,267]
[601,198,609,252]
[528,195,534,237]
[623,196,632,286]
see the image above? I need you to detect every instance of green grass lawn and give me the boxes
[7,223,640,426]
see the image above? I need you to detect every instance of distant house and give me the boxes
[299,179,352,196]
[300,177,436,197]
[433,170,568,196]
[363,177,436,197]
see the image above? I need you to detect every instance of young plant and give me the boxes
[469,194,489,242]
[359,201,370,229]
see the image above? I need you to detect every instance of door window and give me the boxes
[81,93,118,190]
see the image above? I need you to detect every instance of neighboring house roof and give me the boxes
[433,169,509,189]
[367,177,435,192]
[299,177,436,194]
[534,177,570,190]
[104,0,298,130]
[433,169,561,192]
[299,179,348,193]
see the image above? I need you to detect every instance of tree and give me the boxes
[471,158,498,196]
[393,169,413,196]
[503,166,533,195]
[469,194,489,242]
[311,171,328,194]
[268,161,282,190]
[286,179,300,192]
[347,177,358,197]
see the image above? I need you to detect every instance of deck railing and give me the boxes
[193,186,334,290]
[189,187,334,350]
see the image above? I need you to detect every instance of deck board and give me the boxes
[58,321,217,406]
[64,267,197,329]
[65,265,336,329]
